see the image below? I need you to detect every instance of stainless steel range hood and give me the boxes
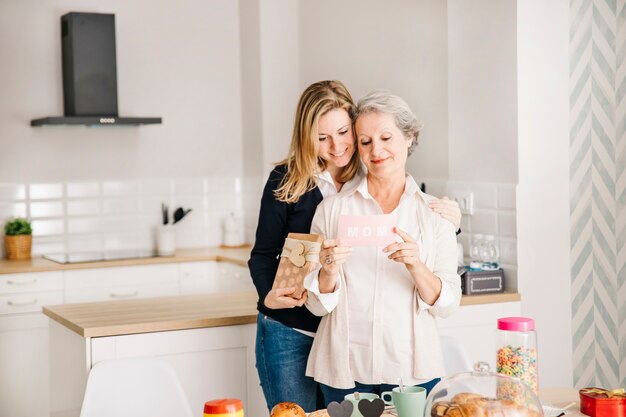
[31,12,161,127]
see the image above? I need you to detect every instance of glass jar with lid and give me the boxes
[496,317,538,395]
[426,362,542,417]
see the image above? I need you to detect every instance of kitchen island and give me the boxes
[44,290,266,417]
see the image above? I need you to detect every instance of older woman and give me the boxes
[304,90,462,403]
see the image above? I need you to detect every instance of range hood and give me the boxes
[31,12,161,127]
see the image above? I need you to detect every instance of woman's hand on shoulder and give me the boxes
[429,196,461,230]
[263,287,308,309]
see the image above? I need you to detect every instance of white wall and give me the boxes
[517,0,572,387]
[448,0,518,184]
[298,0,449,180]
[258,0,301,175]
[0,0,243,182]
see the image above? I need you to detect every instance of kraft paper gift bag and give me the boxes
[272,233,324,299]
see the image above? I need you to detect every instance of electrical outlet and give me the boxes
[450,190,474,215]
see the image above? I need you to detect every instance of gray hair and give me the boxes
[354,90,423,156]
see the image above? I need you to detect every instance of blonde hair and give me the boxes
[275,80,360,203]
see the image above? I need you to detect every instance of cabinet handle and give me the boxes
[7,299,38,306]
[109,291,139,299]
[7,278,38,286]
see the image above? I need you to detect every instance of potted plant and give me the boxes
[4,217,33,260]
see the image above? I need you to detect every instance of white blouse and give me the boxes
[304,173,461,388]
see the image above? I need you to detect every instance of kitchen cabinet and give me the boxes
[46,291,264,417]
[0,272,63,417]
[49,320,265,417]
[437,301,521,372]
[64,264,180,303]
[0,260,251,417]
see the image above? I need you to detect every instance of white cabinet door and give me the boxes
[180,261,254,294]
[437,301,521,372]
[179,261,220,294]
[64,264,179,289]
[64,264,180,303]
[0,315,50,417]
[215,262,254,293]
[0,271,63,294]
[90,324,266,417]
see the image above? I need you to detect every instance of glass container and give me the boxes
[496,317,538,395]
[426,362,543,417]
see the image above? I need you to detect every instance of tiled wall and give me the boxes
[1,176,517,291]
[445,180,518,291]
[243,176,519,291]
[0,177,254,257]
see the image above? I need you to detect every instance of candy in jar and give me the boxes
[496,317,538,399]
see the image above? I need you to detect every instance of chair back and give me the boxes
[440,335,473,376]
[79,357,194,417]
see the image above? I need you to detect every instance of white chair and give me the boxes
[79,357,194,417]
[440,335,473,376]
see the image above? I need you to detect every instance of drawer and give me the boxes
[179,261,220,295]
[64,283,180,304]
[216,262,253,292]
[0,291,63,315]
[64,264,179,289]
[0,272,63,294]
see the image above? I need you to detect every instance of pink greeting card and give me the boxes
[337,213,398,247]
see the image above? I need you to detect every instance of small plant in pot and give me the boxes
[4,217,33,260]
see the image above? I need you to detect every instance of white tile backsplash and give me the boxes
[469,210,498,235]
[30,201,64,218]
[498,212,517,238]
[0,184,26,200]
[67,218,102,234]
[498,184,517,210]
[499,238,517,265]
[29,183,63,200]
[66,182,100,198]
[0,202,27,219]
[2,176,517,290]
[472,183,498,209]
[31,219,64,236]
[102,198,139,214]
[67,200,101,216]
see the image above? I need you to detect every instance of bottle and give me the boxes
[496,317,538,396]
[481,235,500,270]
[222,212,243,247]
[204,398,244,417]
[469,234,484,270]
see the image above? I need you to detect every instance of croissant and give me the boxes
[431,394,542,417]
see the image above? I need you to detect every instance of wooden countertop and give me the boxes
[43,290,520,338]
[43,290,259,338]
[0,246,251,274]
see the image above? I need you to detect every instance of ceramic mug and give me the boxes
[381,386,426,417]
[343,393,380,417]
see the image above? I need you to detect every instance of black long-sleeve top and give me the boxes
[248,165,324,333]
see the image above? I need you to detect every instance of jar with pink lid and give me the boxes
[495,317,538,399]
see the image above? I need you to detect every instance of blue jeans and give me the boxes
[320,378,441,407]
[255,313,319,412]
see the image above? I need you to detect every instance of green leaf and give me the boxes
[4,217,32,236]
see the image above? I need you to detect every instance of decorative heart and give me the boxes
[327,400,354,417]
[288,241,306,268]
[358,398,385,417]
